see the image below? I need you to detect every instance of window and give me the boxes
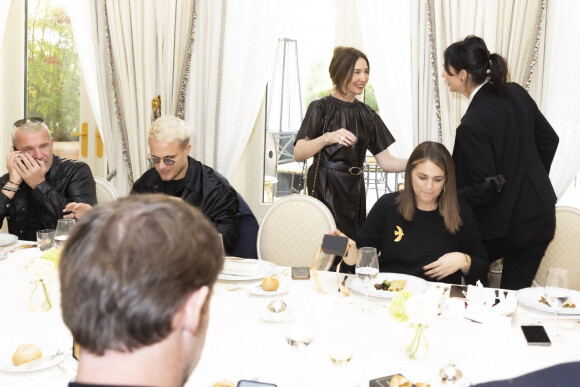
[261,0,397,211]
[26,0,80,157]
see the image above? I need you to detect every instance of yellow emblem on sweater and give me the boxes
[394,225,404,242]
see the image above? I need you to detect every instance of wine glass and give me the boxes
[55,219,76,248]
[355,247,379,311]
[544,268,570,323]
[325,302,356,387]
[284,309,316,386]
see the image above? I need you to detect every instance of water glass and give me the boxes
[355,247,379,311]
[55,219,76,248]
[36,229,55,251]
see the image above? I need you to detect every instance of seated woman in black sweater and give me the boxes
[340,141,488,284]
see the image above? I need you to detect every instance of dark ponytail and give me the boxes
[444,35,509,91]
[488,53,509,90]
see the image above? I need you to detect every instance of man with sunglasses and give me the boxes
[0,118,96,240]
[131,115,243,254]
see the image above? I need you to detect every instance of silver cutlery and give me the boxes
[9,243,37,253]
[19,349,68,369]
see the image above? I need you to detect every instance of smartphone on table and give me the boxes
[291,266,311,279]
[237,380,277,387]
[521,325,551,346]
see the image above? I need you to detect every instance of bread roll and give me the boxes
[12,343,42,365]
[261,276,279,291]
[211,381,235,387]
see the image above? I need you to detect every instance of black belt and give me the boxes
[319,159,364,176]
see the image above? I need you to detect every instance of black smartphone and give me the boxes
[449,285,467,299]
[291,266,310,279]
[237,381,277,387]
[521,325,551,346]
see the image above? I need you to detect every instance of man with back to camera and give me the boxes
[131,115,248,255]
[0,117,96,240]
[59,194,224,387]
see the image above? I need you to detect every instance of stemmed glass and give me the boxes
[284,309,316,386]
[544,268,570,323]
[355,247,379,311]
[55,219,76,249]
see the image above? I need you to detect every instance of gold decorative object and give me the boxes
[152,95,161,121]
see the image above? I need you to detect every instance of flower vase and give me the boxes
[407,323,428,359]
[30,279,52,312]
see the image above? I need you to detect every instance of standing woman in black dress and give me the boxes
[442,36,559,290]
[294,46,406,241]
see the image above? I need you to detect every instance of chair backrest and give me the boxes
[94,176,120,204]
[533,206,580,290]
[257,195,336,270]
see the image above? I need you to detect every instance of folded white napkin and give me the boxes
[439,281,516,328]
[222,258,261,275]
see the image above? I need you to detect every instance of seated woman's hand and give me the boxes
[329,229,358,265]
[423,252,465,280]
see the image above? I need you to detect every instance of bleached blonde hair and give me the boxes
[148,115,190,149]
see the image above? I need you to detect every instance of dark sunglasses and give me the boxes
[14,117,44,127]
[147,153,183,166]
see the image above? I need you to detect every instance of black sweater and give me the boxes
[355,192,488,285]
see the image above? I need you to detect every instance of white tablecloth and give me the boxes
[1,246,579,386]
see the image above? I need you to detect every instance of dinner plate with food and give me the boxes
[348,272,429,299]
[0,343,67,373]
[517,287,580,315]
[218,257,277,281]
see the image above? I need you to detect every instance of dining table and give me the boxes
[1,242,580,386]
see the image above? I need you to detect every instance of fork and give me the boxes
[9,243,37,253]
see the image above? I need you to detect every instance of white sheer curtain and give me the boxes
[69,0,129,194]
[0,0,11,48]
[186,0,282,178]
[431,0,543,148]
[185,0,223,166]
[356,0,413,158]
[411,0,439,147]
[105,0,194,184]
[541,0,580,198]
[70,0,195,190]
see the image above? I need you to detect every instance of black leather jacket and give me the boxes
[0,155,97,240]
[131,156,240,252]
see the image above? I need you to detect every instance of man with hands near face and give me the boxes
[0,118,96,240]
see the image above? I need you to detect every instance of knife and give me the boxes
[19,349,68,369]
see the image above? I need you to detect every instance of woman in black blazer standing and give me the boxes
[442,36,559,290]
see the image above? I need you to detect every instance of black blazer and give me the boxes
[452,82,558,240]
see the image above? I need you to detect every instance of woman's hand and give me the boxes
[423,252,466,280]
[329,128,357,147]
[330,229,358,265]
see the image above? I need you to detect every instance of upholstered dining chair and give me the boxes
[533,206,580,290]
[94,176,120,204]
[257,195,336,270]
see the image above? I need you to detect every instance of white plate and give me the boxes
[0,233,18,247]
[248,282,290,296]
[218,258,277,281]
[0,347,67,373]
[517,287,580,315]
[348,272,429,299]
[2,375,72,386]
